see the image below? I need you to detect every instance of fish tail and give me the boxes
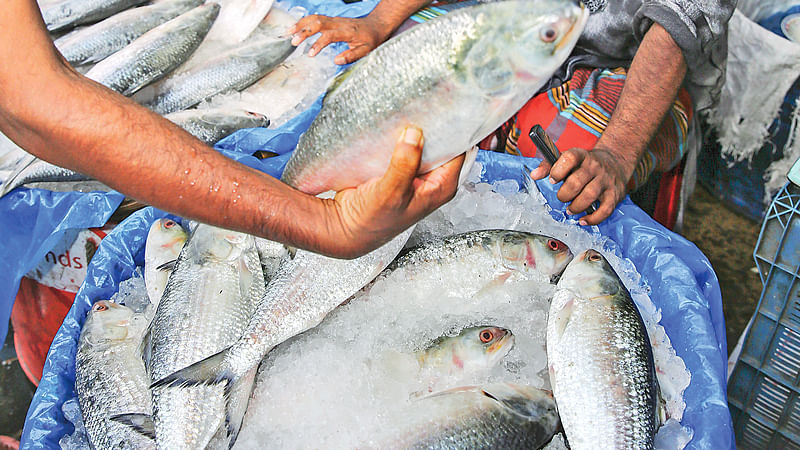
[110,413,156,440]
[150,348,235,389]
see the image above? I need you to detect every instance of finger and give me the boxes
[549,148,586,183]
[335,44,372,65]
[567,177,604,215]
[579,189,616,225]
[557,167,594,205]
[309,31,344,57]
[291,16,324,46]
[377,127,425,204]
[530,159,551,180]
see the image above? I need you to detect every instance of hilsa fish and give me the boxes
[547,249,660,449]
[281,0,588,194]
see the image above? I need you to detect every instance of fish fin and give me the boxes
[155,259,177,272]
[475,271,513,297]
[552,298,574,339]
[326,62,362,95]
[284,245,297,259]
[521,164,535,194]
[110,413,156,440]
[150,349,234,389]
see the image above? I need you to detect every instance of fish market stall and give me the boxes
[0,0,732,447]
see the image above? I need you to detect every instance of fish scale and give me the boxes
[42,0,148,32]
[54,0,203,66]
[147,37,295,115]
[281,0,587,194]
[148,225,264,449]
[75,301,154,449]
[547,250,659,449]
[85,3,220,96]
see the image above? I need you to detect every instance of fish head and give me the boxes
[146,219,189,258]
[461,326,515,366]
[556,249,622,299]
[189,224,253,263]
[497,232,573,281]
[460,0,587,96]
[81,300,147,346]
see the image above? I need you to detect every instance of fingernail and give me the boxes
[579,220,587,226]
[549,177,556,184]
[402,127,422,145]
[566,209,574,215]
[334,56,345,65]
[308,48,317,57]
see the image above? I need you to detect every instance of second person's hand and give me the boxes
[288,15,390,65]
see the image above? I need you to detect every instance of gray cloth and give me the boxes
[549,0,736,113]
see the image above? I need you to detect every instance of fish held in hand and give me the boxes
[546,249,660,449]
[281,0,587,194]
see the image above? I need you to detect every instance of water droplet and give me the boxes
[184,169,190,175]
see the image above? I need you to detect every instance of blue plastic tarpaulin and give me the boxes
[13,0,732,447]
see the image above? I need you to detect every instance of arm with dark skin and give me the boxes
[288,0,429,64]
[530,22,687,225]
[0,0,464,258]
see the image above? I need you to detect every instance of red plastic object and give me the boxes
[653,158,685,230]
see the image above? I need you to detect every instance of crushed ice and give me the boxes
[235,162,693,449]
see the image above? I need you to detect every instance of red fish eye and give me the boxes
[540,26,558,43]
[163,220,176,229]
[547,239,563,251]
[480,330,494,343]
[94,303,108,312]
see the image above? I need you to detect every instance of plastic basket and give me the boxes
[728,181,800,448]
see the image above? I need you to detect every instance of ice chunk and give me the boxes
[59,397,89,450]
[111,275,150,314]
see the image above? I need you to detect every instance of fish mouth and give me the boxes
[487,332,514,355]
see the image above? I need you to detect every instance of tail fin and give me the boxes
[111,413,155,440]
[150,348,234,390]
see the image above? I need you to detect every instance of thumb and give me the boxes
[378,126,424,196]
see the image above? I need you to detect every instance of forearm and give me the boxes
[595,22,687,182]
[365,0,431,37]
[0,67,340,250]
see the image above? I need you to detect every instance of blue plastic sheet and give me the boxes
[19,0,732,447]
[0,189,123,345]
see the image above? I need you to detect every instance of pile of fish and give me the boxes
[62,0,688,448]
[0,0,295,197]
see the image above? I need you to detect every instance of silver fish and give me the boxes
[85,3,221,96]
[75,300,154,449]
[281,0,587,194]
[54,0,203,65]
[415,326,514,375]
[379,383,560,449]
[147,224,263,449]
[143,218,188,310]
[41,0,147,32]
[0,158,90,197]
[152,228,415,403]
[164,108,269,145]
[387,230,574,288]
[148,36,295,115]
[546,249,660,449]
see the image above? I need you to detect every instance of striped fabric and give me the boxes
[494,67,692,192]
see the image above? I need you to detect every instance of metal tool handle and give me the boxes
[528,125,598,215]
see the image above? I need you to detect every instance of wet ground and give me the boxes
[681,184,764,352]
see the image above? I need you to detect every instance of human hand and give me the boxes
[530,147,633,226]
[322,126,464,258]
[288,15,389,65]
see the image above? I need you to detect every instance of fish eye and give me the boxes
[480,330,494,343]
[547,239,563,251]
[540,25,558,43]
[163,220,176,229]
[93,303,108,312]
[588,253,602,262]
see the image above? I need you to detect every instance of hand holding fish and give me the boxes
[324,126,465,258]
[531,147,630,226]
